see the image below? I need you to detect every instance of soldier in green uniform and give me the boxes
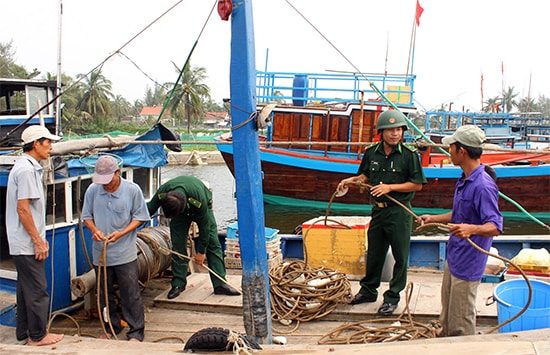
[337,110,427,316]
[148,176,239,299]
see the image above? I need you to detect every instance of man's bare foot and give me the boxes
[99,333,113,340]
[27,333,63,346]
[428,320,443,337]
[128,338,141,342]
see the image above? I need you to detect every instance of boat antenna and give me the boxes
[55,0,63,136]
[384,32,389,76]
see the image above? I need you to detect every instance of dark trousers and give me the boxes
[13,255,49,342]
[96,260,145,341]
[359,205,412,305]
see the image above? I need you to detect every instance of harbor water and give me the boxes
[161,164,549,236]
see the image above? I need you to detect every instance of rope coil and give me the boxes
[318,283,436,344]
[268,260,351,323]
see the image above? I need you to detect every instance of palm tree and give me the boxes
[502,86,518,113]
[144,85,167,106]
[483,96,502,113]
[112,95,132,120]
[536,95,550,118]
[77,69,114,119]
[165,62,210,134]
[516,97,537,113]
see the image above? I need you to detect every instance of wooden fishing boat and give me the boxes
[216,70,550,217]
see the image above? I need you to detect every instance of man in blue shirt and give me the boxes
[82,155,150,342]
[6,125,64,346]
[417,125,503,337]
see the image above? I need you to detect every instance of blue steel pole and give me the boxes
[230,0,272,343]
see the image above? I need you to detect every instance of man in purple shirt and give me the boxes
[417,125,503,337]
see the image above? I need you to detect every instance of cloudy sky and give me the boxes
[2,0,548,112]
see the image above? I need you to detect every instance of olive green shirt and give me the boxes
[357,141,427,203]
[147,176,215,254]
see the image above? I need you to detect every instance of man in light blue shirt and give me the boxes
[6,125,64,346]
[81,155,150,342]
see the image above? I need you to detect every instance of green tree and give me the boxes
[143,85,166,106]
[502,86,518,113]
[77,69,114,119]
[132,99,144,117]
[537,95,550,117]
[165,62,210,134]
[112,95,132,120]
[516,96,536,113]
[203,98,226,113]
[483,96,502,113]
[0,40,39,78]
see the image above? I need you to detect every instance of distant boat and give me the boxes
[215,70,550,217]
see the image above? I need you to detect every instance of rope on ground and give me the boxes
[47,312,97,338]
[318,283,436,344]
[157,246,242,294]
[227,330,253,355]
[268,260,352,325]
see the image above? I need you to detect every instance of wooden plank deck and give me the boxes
[154,268,500,323]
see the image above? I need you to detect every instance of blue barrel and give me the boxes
[494,279,550,332]
[292,74,308,106]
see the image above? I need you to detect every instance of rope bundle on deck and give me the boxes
[136,226,172,287]
[268,260,351,322]
[318,283,436,344]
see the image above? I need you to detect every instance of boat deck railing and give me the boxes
[256,70,416,107]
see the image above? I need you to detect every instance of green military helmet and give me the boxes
[376,110,408,133]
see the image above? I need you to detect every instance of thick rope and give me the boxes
[268,260,351,323]
[97,240,118,340]
[318,283,435,344]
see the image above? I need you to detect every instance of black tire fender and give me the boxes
[183,327,262,352]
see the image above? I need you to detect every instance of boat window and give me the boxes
[46,182,68,225]
[72,177,93,222]
[0,86,26,115]
[28,86,50,116]
[0,187,13,269]
[133,167,157,201]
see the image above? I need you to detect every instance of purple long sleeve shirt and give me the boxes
[447,164,503,281]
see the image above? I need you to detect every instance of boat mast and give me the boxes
[229,0,272,343]
[55,0,63,135]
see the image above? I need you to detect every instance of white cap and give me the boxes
[21,125,61,144]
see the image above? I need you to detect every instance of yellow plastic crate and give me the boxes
[302,216,371,279]
[508,264,550,274]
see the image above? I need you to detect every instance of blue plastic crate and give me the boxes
[226,222,279,241]
[482,267,507,283]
